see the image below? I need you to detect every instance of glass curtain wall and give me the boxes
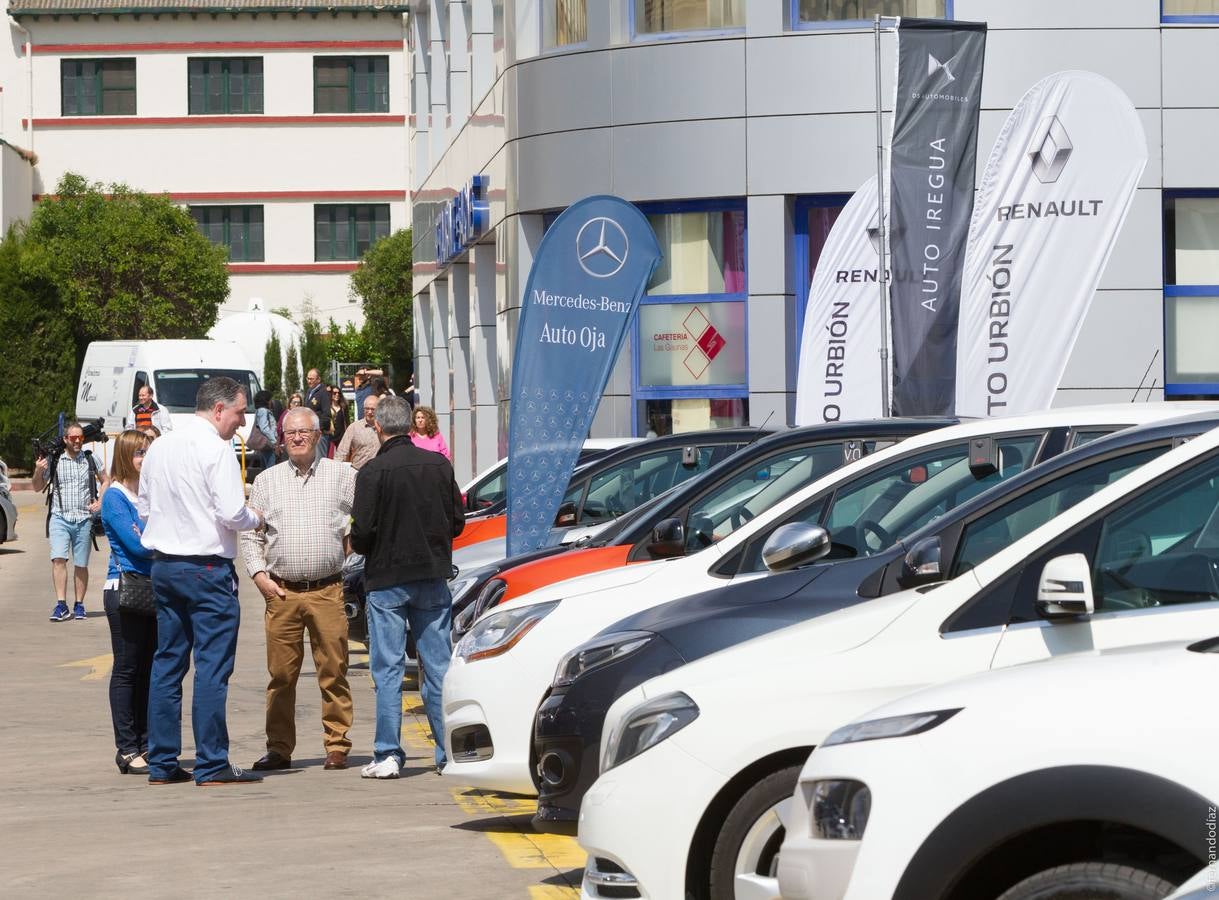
[634,0,745,35]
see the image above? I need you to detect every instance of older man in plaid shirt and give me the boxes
[240,406,356,772]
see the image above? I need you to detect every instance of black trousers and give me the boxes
[103,588,157,755]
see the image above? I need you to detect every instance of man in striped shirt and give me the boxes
[241,406,357,772]
[129,385,172,433]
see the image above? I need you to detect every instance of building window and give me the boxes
[314,56,389,114]
[61,59,136,116]
[1164,1,1219,20]
[796,0,947,25]
[315,204,390,261]
[188,58,263,114]
[191,206,264,262]
[1163,195,1219,396]
[646,209,746,295]
[793,194,852,351]
[633,0,745,36]
[544,0,588,47]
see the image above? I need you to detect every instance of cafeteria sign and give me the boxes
[640,302,746,387]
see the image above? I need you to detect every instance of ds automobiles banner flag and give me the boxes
[795,176,888,425]
[889,17,987,416]
[506,195,662,557]
[956,71,1147,417]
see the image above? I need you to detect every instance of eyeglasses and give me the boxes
[283,429,318,439]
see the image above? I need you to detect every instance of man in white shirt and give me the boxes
[138,376,265,787]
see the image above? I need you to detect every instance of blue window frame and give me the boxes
[792,193,852,358]
[1162,190,1219,398]
[792,0,952,31]
[1162,1,1219,23]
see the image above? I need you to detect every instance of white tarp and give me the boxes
[955,71,1147,417]
[795,176,888,425]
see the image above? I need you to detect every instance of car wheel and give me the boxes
[996,862,1177,900]
[708,764,800,900]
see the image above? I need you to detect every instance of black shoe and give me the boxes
[251,751,291,771]
[148,767,192,785]
[116,751,148,775]
[197,765,263,786]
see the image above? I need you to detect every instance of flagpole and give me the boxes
[873,14,892,418]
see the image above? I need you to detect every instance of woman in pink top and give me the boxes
[410,405,451,461]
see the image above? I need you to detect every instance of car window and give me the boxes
[154,369,259,413]
[578,447,717,525]
[683,443,846,551]
[1092,453,1219,611]
[1069,428,1116,450]
[468,469,507,510]
[951,446,1165,577]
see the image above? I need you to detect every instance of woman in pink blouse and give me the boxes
[410,405,451,461]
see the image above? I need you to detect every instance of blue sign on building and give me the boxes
[435,174,490,266]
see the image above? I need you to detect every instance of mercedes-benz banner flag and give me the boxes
[956,71,1147,418]
[889,17,986,416]
[506,195,662,557]
[795,176,888,425]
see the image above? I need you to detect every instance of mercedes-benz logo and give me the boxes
[1028,115,1072,184]
[576,217,629,278]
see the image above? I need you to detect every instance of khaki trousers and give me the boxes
[263,580,352,757]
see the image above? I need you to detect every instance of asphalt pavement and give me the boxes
[0,489,584,899]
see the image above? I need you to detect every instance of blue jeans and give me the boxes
[147,556,240,783]
[49,513,92,566]
[366,579,452,767]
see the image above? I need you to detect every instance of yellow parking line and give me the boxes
[452,787,538,817]
[485,831,587,870]
[529,887,580,900]
[59,653,113,682]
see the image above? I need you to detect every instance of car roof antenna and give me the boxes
[751,410,775,443]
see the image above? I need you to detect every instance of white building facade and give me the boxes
[3,0,410,326]
[410,0,1219,484]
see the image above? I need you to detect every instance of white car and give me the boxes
[779,638,1218,900]
[441,404,1207,795]
[0,457,16,543]
[578,421,1219,900]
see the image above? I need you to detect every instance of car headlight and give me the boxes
[822,708,961,747]
[447,574,478,606]
[452,601,559,663]
[552,631,654,688]
[601,691,698,773]
[809,780,872,840]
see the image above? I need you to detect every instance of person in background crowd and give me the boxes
[33,420,107,623]
[252,390,279,472]
[329,386,349,450]
[130,385,173,433]
[305,369,333,458]
[405,374,418,409]
[279,393,303,450]
[409,406,451,462]
[101,429,155,775]
[353,368,372,420]
[241,407,356,773]
[142,425,162,441]
[335,393,380,470]
[350,396,464,779]
[138,376,265,786]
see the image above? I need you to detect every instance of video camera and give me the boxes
[32,417,109,460]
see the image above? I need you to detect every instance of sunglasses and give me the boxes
[133,449,147,457]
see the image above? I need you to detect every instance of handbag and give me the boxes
[247,424,270,452]
[118,570,156,616]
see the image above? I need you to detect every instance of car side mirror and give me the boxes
[555,501,578,527]
[762,523,832,573]
[899,536,941,588]
[1036,553,1095,619]
[647,517,686,558]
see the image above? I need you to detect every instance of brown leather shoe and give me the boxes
[323,751,348,770]
[251,751,291,771]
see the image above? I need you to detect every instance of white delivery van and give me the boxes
[76,339,265,472]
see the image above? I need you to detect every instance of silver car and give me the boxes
[0,458,18,543]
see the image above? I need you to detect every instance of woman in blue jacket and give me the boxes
[101,430,155,775]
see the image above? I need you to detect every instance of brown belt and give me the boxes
[269,572,341,592]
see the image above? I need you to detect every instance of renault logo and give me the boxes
[576,217,629,278]
[1028,115,1072,184]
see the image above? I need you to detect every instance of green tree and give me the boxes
[0,229,76,467]
[263,332,283,398]
[23,172,230,365]
[284,342,301,395]
[350,227,413,390]
[324,316,382,373]
[300,314,328,378]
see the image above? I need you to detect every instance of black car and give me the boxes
[529,411,1219,835]
[448,417,957,639]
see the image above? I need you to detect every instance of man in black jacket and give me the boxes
[350,396,464,779]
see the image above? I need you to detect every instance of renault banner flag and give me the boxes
[956,71,1147,417]
[795,176,888,425]
[506,196,662,557]
[889,17,986,416]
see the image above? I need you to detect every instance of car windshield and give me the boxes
[154,369,260,413]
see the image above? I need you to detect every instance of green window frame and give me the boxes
[188,57,263,115]
[313,56,389,114]
[190,205,265,262]
[314,204,390,261]
[61,59,136,116]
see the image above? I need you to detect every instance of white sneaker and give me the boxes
[360,757,400,779]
